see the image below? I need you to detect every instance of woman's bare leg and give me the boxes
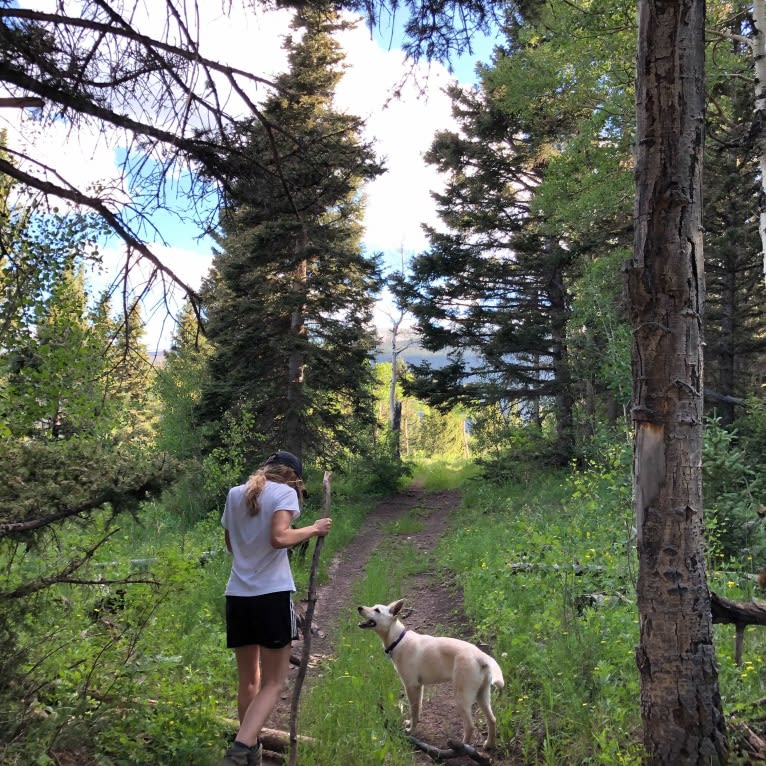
[234,645,261,724]
[234,644,291,747]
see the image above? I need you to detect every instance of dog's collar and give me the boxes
[384,629,408,656]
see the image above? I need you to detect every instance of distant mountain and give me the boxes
[146,336,475,371]
[374,333,480,370]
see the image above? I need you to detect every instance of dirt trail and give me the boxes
[267,484,515,766]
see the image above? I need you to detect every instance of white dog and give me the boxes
[357,598,504,749]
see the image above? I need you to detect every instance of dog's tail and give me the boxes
[485,655,505,689]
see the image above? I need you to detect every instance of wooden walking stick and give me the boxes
[288,470,332,766]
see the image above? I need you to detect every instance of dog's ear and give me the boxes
[389,599,405,615]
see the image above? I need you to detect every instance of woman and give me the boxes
[218,450,332,766]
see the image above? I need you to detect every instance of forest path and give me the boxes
[267,483,516,766]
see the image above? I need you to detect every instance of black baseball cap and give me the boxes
[263,450,303,479]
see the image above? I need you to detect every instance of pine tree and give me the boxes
[154,300,211,462]
[101,301,156,442]
[200,8,383,465]
[703,10,766,424]
[0,204,123,441]
[400,0,635,463]
[5,265,96,438]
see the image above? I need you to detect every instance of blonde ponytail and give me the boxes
[244,464,305,515]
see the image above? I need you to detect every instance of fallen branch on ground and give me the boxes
[403,732,492,764]
[447,739,494,765]
[218,722,314,752]
[728,717,766,762]
[506,562,606,575]
[710,591,766,665]
[260,727,314,752]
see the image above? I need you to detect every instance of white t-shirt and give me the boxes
[221,480,301,597]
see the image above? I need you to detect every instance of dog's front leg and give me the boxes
[404,684,423,733]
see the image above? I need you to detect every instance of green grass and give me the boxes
[382,511,427,535]
[410,457,482,491]
[297,554,418,765]
[8,452,766,764]
[296,527,444,765]
[433,467,644,764]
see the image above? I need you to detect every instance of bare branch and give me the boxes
[0,96,44,108]
[0,529,118,598]
[0,7,280,91]
[0,153,204,324]
[0,474,167,541]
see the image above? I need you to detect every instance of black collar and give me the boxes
[385,629,408,655]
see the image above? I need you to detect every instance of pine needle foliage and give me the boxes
[200,8,384,466]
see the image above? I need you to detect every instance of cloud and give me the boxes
[335,20,459,258]
[196,3,293,81]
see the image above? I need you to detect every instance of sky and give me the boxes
[0,2,499,351]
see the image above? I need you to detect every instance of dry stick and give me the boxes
[404,733,492,765]
[446,739,494,766]
[710,590,766,665]
[287,471,332,766]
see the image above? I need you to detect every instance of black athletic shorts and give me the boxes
[225,591,298,649]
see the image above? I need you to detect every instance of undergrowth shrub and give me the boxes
[338,433,413,496]
[437,461,643,764]
[703,405,766,725]
[703,415,766,570]
[0,480,374,766]
[1,512,232,765]
[735,396,766,469]
[469,403,559,482]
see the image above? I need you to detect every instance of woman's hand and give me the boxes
[313,517,332,537]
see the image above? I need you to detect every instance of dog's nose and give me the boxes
[357,606,363,613]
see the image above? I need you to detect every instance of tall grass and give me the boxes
[435,467,644,764]
[297,551,428,765]
[413,457,483,491]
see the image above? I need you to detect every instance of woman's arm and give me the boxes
[270,510,332,549]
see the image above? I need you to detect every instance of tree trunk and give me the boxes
[752,0,766,284]
[549,266,573,464]
[286,252,308,454]
[628,0,727,761]
[392,401,402,460]
[388,309,410,459]
[716,252,737,426]
[545,241,574,464]
[390,349,399,427]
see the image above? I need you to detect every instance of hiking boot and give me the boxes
[248,740,263,766]
[218,741,251,766]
